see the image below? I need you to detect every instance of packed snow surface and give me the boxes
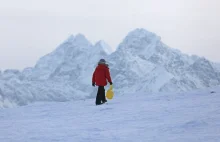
[0,86,220,142]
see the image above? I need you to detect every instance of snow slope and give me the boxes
[0,86,220,142]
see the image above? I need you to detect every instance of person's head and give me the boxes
[98,59,109,67]
[98,59,106,65]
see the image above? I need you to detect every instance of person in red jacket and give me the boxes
[92,59,113,105]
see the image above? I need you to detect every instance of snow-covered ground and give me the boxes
[0,86,220,142]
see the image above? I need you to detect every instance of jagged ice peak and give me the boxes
[95,40,113,55]
[64,33,92,47]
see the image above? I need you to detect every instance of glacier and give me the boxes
[0,28,220,108]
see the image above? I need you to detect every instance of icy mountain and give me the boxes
[1,87,220,142]
[108,29,220,94]
[0,28,220,108]
[0,34,109,107]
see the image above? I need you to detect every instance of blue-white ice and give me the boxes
[0,86,220,142]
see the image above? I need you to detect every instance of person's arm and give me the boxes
[105,68,112,85]
[92,69,96,86]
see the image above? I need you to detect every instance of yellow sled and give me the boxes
[106,85,114,100]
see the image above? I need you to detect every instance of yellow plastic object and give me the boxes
[106,85,114,100]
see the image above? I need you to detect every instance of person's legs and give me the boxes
[96,86,102,105]
[100,86,107,103]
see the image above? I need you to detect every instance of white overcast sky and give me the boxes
[0,0,219,70]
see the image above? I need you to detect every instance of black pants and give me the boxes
[96,86,107,104]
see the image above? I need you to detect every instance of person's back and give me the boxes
[93,64,111,86]
[92,59,112,105]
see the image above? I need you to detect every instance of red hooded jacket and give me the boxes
[92,64,112,86]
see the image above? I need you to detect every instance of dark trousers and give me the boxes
[96,86,107,104]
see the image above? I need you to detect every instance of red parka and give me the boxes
[92,64,112,86]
